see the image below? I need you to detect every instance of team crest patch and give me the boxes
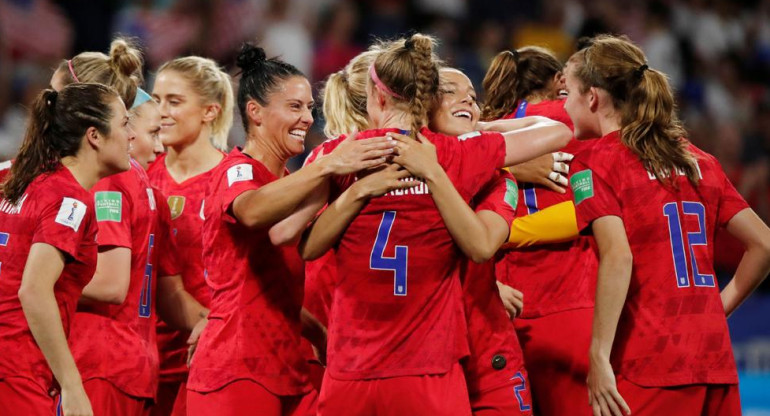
[146,188,157,211]
[457,131,482,141]
[504,179,519,210]
[94,192,121,222]
[168,196,185,220]
[227,164,253,186]
[570,169,594,205]
[55,197,87,231]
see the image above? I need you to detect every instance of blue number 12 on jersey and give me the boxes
[370,211,408,296]
[662,201,715,288]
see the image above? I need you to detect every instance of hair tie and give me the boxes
[369,64,404,100]
[510,49,520,62]
[131,88,153,109]
[67,59,80,83]
[633,63,649,81]
[45,90,58,109]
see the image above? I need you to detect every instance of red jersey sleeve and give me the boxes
[445,130,507,198]
[713,160,750,227]
[217,162,263,223]
[91,176,133,248]
[155,188,181,277]
[32,194,94,261]
[570,159,622,232]
[474,170,518,228]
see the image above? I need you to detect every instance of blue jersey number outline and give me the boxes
[138,233,154,317]
[370,211,408,296]
[511,371,532,412]
[662,201,715,288]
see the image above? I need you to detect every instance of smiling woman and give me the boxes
[184,43,399,416]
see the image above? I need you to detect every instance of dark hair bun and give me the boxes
[236,44,267,73]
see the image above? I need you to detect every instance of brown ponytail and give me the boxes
[371,33,440,137]
[568,34,698,185]
[56,37,143,106]
[3,84,118,203]
[481,46,563,121]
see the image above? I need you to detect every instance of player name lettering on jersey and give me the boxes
[385,177,430,197]
[0,194,27,215]
[646,162,703,181]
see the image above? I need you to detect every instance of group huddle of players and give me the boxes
[0,29,768,416]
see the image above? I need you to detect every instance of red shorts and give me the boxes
[186,379,316,416]
[150,380,186,416]
[318,362,471,416]
[616,376,741,416]
[514,307,593,416]
[0,377,55,416]
[84,378,150,416]
[469,368,533,416]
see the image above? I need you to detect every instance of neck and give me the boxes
[242,132,288,177]
[166,131,224,180]
[376,110,415,131]
[61,152,103,191]
[525,91,550,105]
[598,111,623,137]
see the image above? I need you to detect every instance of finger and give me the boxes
[542,175,567,194]
[553,151,574,162]
[609,389,631,415]
[596,393,611,416]
[553,161,570,174]
[512,288,524,299]
[348,127,358,141]
[360,158,388,169]
[588,387,593,406]
[415,132,428,143]
[602,391,623,416]
[548,171,569,187]
[361,147,396,159]
[386,132,412,143]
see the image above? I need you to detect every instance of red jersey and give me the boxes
[497,101,597,317]
[148,153,216,380]
[188,148,311,396]
[503,98,574,130]
[70,160,164,399]
[571,131,747,386]
[0,166,97,391]
[315,127,507,380]
[463,170,525,394]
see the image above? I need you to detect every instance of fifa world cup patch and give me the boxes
[56,197,87,231]
[95,191,122,222]
[504,178,519,210]
[227,164,253,186]
[457,131,482,141]
[570,169,594,205]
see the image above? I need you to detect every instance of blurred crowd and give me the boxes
[1,0,769,222]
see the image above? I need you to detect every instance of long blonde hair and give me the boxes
[569,35,697,185]
[321,48,381,137]
[157,56,234,151]
[370,33,441,136]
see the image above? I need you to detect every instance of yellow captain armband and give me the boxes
[504,200,580,248]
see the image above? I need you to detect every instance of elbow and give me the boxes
[269,225,300,247]
[299,244,322,262]
[468,245,497,264]
[18,284,44,308]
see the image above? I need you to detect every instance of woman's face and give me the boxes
[152,70,211,148]
[563,62,599,140]
[430,69,479,136]
[255,75,314,157]
[129,102,163,169]
[100,96,135,174]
